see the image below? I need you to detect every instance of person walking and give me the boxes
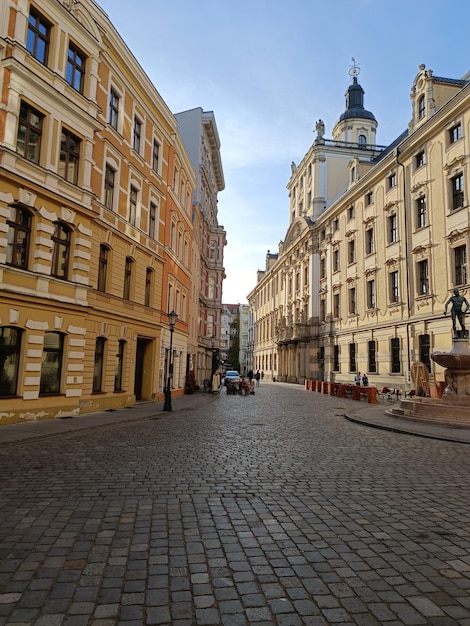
[355,372,361,385]
[255,370,261,386]
[247,370,254,384]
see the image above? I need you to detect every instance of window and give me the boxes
[51,222,71,279]
[104,164,116,210]
[40,332,64,395]
[133,117,142,153]
[152,139,160,172]
[348,239,356,264]
[93,337,106,393]
[451,174,464,210]
[367,279,376,309]
[416,196,426,228]
[320,229,326,241]
[66,43,86,93]
[416,150,425,168]
[358,134,366,145]
[145,268,152,307]
[368,340,377,373]
[418,95,425,119]
[366,228,374,255]
[419,334,431,372]
[418,259,429,295]
[0,327,22,397]
[449,123,462,144]
[128,185,138,226]
[114,340,125,391]
[333,218,339,231]
[333,345,340,372]
[17,101,43,164]
[97,244,108,292]
[349,343,356,372]
[388,214,398,243]
[109,89,119,130]
[59,129,80,184]
[390,337,401,373]
[26,7,50,65]
[333,249,340,272]
[333,293,340,318]
[390,271,399,303]
[6,206,31,269]
[348,206,355,220]
[123,257,133,300]
[388,173,397,189]
[320,298,326,322]
[365,191,374,206]
[149,202,157,239]
[320,257,326,279]
[454,245,467,286]
[349,287,356,314]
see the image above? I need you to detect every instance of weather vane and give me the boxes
[348,57,361,79]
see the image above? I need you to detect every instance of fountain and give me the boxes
[388,289,470,426]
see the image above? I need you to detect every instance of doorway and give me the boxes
[134,338,152,401]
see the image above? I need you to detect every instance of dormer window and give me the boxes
[418,95,425,120]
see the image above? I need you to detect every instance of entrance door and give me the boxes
[134,338,151,401]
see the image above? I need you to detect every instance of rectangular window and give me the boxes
[320,298,326,322]
[123,257,133,300]
[349,343,356,372]
[418,259,429,295]
[365,191,374,206]
[26,7,50,65]
[97,245,108,292]
[388,173,397,189]
[348,239,355,264]
[40,332,64,395]
[388,214,398,243]
[451,174,464,210]
[152,139,160,172]
[0,327,22,397]
[416,196,426,228]
[145,268,152,307]
[109,89,119,129]
[93,337,106,393]
[333,249,340,272]
[114,340,125,391]
[104,164,116,210]
[133,117,142,153]
[349,287,356,314]
[17,101,43,164]
[449,123,462,144]
[390,271,399,303]
[66,43,86,93]
[320,257,326,279]
[366,228,374,254]
[59,129,80,184]
[367,279,376,309]
[418,95,425,119]
[333,345,340,372]
[51,222,71,279]
[416,150,425,168]
[348,206,355,220]
[7,206,31,269]
[391,337,401,373]
[454,245,467,286]
[368,340,377,373]
[129,185,137,226]
[419,334,431,373]
[333,293,340,318]
[149,202,157,239]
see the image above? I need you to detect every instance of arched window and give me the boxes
[7,206,32,269]
[40,332,64,395]
[51,222,71,279]
[358,134,367,145]
[418,95,425,119]
[0,327,22,397]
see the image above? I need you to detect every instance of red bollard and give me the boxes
[367,387,377,404]
[338,384,345,398]
[352,386,360,401]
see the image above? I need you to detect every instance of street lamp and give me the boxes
[163,310,178,411]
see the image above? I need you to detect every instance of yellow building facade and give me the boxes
[0,0,197,423]
[249,64,470,393]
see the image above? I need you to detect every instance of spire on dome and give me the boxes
[339,58,376,122]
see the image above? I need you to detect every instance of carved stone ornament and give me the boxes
[61,0,77,9]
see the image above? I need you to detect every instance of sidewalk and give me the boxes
[1,384,469,445]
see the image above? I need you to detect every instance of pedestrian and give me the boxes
[355,372,361,385]
[255,370,261,386]
[247,369,254,383]
[261,371,264,380]
[362,373,368,386]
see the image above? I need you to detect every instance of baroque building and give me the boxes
[249,63,470,392]
[0,0,221,423]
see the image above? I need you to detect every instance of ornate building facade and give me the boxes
[249,64,470,392]
[0,0,220,423]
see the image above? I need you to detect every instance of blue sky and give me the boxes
[96,0,470,304]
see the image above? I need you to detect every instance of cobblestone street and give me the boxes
[1,383,470,625]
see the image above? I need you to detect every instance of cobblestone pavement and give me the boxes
[1,384,470,626]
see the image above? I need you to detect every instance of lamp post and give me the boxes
[163,310,178,411]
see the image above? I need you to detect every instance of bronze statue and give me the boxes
[444,288,470,334]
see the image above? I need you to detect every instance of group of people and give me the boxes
[247,370,263,386]
[354,372,368,386]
